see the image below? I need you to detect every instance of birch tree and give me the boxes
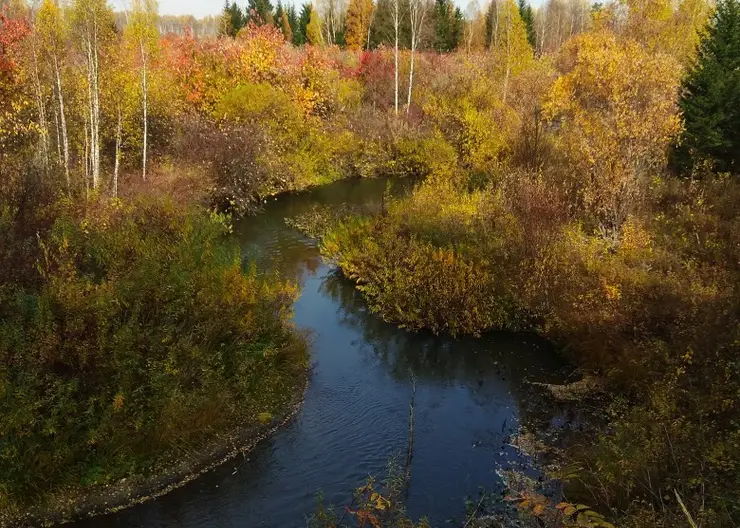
[126,0,158,181]
[393,0,400,114]
[406,0,426,113]
[71,0,112,191]
[491,0,531,104]
[36,0,70,189]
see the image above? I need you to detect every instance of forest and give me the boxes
[0,0,738,524]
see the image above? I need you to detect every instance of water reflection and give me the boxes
[73,178,568,528]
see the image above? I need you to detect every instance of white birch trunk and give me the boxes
[54,55,70,191]
[393,0,399,115]
[113,103,122,197]
[140,41,148,181]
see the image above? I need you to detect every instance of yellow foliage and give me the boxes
[544,30,682,236]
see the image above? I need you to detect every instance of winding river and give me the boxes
[74,178,569,527]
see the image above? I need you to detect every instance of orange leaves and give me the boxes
[544,29,682,236]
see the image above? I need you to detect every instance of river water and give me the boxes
[75,178,568,527]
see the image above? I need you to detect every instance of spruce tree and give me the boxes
[274,1,284,26]
[288,5,301,44]
[434,0,461,51]
[220,1,246,36]
[297,3,312,45]
[247,0,274,25]
[517,0,536,49]
[675,0,740,173]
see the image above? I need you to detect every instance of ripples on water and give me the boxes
[74,178,569,528]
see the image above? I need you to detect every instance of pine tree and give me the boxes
[675,0,740,173]
[516,0,535,49]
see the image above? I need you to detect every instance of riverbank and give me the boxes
[307,171,740,526]
[1,373,308,527]
[0,197,309,524]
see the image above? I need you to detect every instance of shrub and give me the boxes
[0,197,307,509]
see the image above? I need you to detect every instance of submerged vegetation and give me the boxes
[0,0,739,524]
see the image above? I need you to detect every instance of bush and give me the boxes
[0,197,307,509]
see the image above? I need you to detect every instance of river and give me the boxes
[74,177,569,527]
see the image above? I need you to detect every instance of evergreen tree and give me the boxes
[247,0,274,25]
[220,1,246,36]
[297,3,312,45]
[675,0,740,173]
[370,0,411,48]
[517,0,535,49]
[288,5,301,44]
[434,0,462,51]
[274,1,284,26]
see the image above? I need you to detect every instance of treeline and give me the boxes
[1,0,739,523]
[217,0,591,53]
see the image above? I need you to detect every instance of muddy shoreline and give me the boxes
[2,374,308,528]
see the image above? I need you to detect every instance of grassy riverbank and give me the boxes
[297,26,740,528]
[0,196,308,518]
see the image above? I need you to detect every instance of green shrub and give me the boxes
[0,197,307,509]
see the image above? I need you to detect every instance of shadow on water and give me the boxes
[74,178,569,528]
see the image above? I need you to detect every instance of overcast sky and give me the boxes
[113,0,544,20]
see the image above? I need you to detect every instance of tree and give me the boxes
[220,1,245,36]
[71,0,114,191]
[279,8,293,41]
[36,0,70,189]
[434,0,462,51]
[407,0,426,112]
[517,0,536,48]
[544,31,682,241]
[126,0,159,182]
[306,5,324,44]
[485,0,498,47]
[297,3,312,44]
[491,0,532,103]
[345,0,375,50]
[674,0,740,173]
[248,0,274,25]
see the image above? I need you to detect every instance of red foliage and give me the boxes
[0,10,29,77]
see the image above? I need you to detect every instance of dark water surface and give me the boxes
[75,178,568,528]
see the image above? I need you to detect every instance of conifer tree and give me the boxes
[434,0,462,51]
[516,0,535,49]
[297,3,312,44]
[675,0,740,173]
[248,0,274,25]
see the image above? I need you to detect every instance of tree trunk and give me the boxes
[113,102,122,197]
[31,45,50,173]
[393,0,399,115]
[54,55,70,192]
[140,41,148,181]
[85,15,101,190]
